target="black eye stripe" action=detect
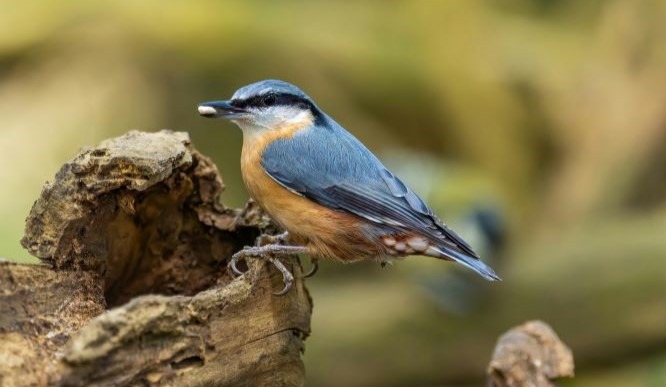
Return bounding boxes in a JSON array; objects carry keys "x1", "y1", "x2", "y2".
[
  {"x1": 231, "y1": 93, "x2": 312, "y2": 109},
  {"x1": 230, "y1": 92, "x2": 326, "y2": 126}
]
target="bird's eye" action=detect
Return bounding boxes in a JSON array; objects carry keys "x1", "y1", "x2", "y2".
[{"x1": 262, "y1": 94, "x2": 277, "y2": 106}]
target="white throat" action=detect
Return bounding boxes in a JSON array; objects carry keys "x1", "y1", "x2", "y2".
[{"x1": 232, "y1": 107, "x2": 314, "y2": 133}]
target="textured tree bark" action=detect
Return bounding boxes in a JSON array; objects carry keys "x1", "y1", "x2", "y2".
[
  {"x1": 487, "y1": 321, "x2": 574, "y2": 387},
  {"x1": 0, "y1": 131, "x2": 311, "y2": 387}
]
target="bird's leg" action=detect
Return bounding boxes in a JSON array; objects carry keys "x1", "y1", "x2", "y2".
[
  {"x1": 257, "y1": 231, "x2": 290, "y2": 245},
  {"x1": 228, "y1": 244, "x2": 306, "y2": 295}
]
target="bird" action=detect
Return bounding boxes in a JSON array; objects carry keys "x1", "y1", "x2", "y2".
[{"x1": 198, "y1": 80, "x2": 500, "y2": 294}]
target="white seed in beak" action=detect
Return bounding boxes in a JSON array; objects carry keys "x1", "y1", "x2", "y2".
[{"x1": 198, "y1": 105, "x2": 217, "y2": 116}]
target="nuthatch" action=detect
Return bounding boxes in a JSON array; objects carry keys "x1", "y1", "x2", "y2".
[{"x1": 198, "y1": 80, "x2": 500, "y2": 294}]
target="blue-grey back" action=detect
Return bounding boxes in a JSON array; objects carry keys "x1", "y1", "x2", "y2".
[{"x1": 261, "y1": 114, "x2": 479, "y2": 257}]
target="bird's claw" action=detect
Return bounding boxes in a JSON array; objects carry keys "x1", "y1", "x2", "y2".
[
  {"x1": 266, "y1": 255, "x2": 294, "y2": 295},
  {"x1": 228, "y1": 251, "x2": 246, "y2": 278},
  {"x1": 303, "y1": 259, "x2": 319, "y2": 278}
]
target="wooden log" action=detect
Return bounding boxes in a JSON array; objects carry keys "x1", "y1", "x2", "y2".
[{"x1": 0, "y1": 130, "x2": 311, "y2": 387}]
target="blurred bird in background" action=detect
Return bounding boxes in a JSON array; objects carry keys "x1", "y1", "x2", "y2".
[
  {"x1": 386, "y1": 151, "x2": 507, "y2": 313},
  {"x1": 198, "y1": 80, "x2": 500, "y2": 294},
  {"x1": 421, "y1": 202, "x2": 506, "y2": 314}
]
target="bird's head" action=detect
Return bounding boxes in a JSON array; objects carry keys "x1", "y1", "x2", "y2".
[{"x1": 198, "y1": 80, "x2": 322, "y2": 132}]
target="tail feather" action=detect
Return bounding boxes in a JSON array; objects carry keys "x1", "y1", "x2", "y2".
[{"x1": 431, "y1": 246, "x2": 501, "y2": 281}]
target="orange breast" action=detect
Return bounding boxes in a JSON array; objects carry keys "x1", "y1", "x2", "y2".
[{"x1": 239, "y1": 123, "x2": 379, "y2": 262}]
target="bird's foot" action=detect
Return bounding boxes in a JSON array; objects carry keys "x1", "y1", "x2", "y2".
[{"x1": 228, "y1": 244, "x2": 306, "y2": 295}]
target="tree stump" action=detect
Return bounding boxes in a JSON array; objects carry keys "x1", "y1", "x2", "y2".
[
  {"x1": 487, "y1": 320, "x2": 574, "y2": 387},
  {"x1": 0, "y1": 130, "x2": 312, "y2": 387}
]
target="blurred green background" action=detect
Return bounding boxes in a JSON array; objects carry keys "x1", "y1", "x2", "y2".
[{"x1": 1, "y1": 1, "x2": 665, "y2": 386}]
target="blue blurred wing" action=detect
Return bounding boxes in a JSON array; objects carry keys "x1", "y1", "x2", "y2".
[{"x1": 261, "y1": 120, "x2": 481, "y2": 259}]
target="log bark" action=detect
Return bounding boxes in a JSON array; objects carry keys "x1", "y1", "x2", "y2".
[{"x1": 0, "y1": 130, "x2": 311, "y2": 387}]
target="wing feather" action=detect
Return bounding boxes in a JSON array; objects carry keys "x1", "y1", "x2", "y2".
[{"x1": 261, "y1": 120, "x2": 480, "y2": 258}]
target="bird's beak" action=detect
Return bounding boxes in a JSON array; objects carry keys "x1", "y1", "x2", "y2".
[{"x1": 197, "y1": 100, "x2": 245, "y2": 119}]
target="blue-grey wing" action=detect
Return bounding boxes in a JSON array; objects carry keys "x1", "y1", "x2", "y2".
[{"x1": 261, "y1": 121, "x2": 479, "y2": 258}]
